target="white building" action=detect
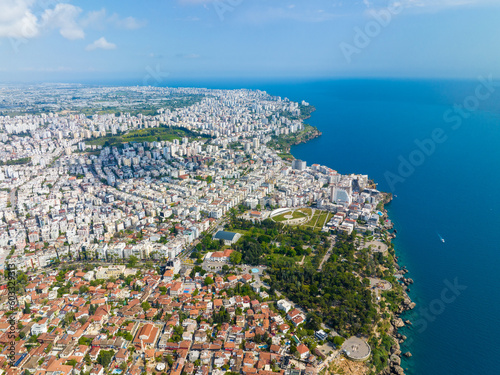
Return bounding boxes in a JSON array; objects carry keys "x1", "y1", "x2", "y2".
[
  {"x1": 31, "y1": 323, "x2": 48, "y2": 335},
  {"x1": 291, "y1": 159, "x2": 306, "y2": 171},
  {"x1": 277, "y1": 299, "x2": 292, "y2": 313},
  {"x1": 331, "y1": 186, "x2": 352, "y2": 205}
]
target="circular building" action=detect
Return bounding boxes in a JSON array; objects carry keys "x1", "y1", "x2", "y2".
[
  {"x1": 156, "y1": 363, "x2": 166, "y2": 371},
  {"x1": 342, "y1": 337, "x2": 371, "y2": 362}
]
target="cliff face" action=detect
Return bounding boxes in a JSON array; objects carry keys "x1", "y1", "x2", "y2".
[
  {"x1": 374, "y1": 195, "x2": 414, "y2": 375},
  {"x1": 281, "y1": 128, "x2": 322, "y2": 152},
  {"x1": 290, "y1": 129, "x2": 322, "y2": 148}
]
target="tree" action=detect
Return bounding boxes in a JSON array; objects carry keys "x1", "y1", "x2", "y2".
[
  {"x1": 141, "y1": 301, "x2": 151, "y2": 312},
  {"x1": 127, "y1": 255, "x2": 139, "y2": 268},
  {"x1": 213, "y1": 307, "x2": 230, "y2": 324},
  {"x1": 63, "y1": 312, "x2": 75, "y2": 326},
  {"x1": 170, "y1": 325, "x2": 184, "y2": 343},
  {"x1": 166, "y1": 354, "x2": 174, "y2": 367},
  {"x1": 305, "y1": 312, "x2": 322, "y2": 331},
  {"x1": 97, "y1": 350, "x2": 115, "y2": 368},
  {"x1": 333, "y1": 336, "x2": 345, "y2": 347},
  {"x1": 229, "y1": 251, "x2": 242, "y2": 265},
  {"x1": 204, "y1": 276, "x2": 214, "y2": 286},
  {"x1": 78, "y1": 336, "x2": 93, "y2": 346},
  {"x1": 79, "y1": 285, "x2": 89, "y2": 294}
]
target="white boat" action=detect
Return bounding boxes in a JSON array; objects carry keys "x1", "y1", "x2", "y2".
[{"x1": 437, "y1": 233, "x2": 445, "y2": 243}]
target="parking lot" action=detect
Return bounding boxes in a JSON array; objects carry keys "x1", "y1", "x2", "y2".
[{"x1": 316, "y1": 342, "x2": 337, "y2": 358}]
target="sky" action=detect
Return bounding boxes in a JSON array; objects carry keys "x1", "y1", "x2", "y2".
[{"x1": 0, "y1": 0, "x2": 499, "y2": 83}]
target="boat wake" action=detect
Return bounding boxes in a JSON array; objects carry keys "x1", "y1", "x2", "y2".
[{"x1": 437, "y1": 233, "x2": 445, "y2": 243}]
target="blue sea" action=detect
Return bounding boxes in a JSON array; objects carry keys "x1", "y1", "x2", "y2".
[
  {"x1": 110, "y1": 77, "x2": 500, "y2": 374},
  {"x1": 258, "y1": 79, "x2": 500, "y2": 375}
]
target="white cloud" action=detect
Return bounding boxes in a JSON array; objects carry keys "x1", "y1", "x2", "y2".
[
  {"x1": 41, "y1": 3, "x2": 84, "y2": 40},
  {"x1": 0, "y1": 1, "x2": 146, "y2": 42},
  {"x1": 0, "y1": 0, "x2": 39, "y2": 38},
  {"x1": 111, "y1": 15, "x2": 147, "y2": 30},
  {"x1": 82, "y1": 8, "x2": 147, "y2": 30},
  {"x1": 80, "y1": 8, "x2": 107, "y2": 29},
  {"x1": 86, "y1": 36, "x2": 116, "y2": 51}
]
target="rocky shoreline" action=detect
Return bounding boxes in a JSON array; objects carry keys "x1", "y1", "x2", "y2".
[
  {"x1": 380, "y1": 194, "x2": 415, "y2": 375},
  {"x1": 383, "y1": 288, "x2": 415, "y2": 375},
  {"x1": 285, "y1": 105, "x2": 414, "y2": 375},
  {"x1": 279, "y1": 126, "x2": 322, "y2": 153},
  {"x1": 291, "y1": 128, "x2": 322, "y2": 147},
  {"x1": 280, "y1": 106, "x2": 322, "y2": 152}
]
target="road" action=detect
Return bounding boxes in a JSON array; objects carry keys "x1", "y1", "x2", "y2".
[
  {"x1": 317, "y1": 235, "x2": 336, "y2": 271},
  {"x1": 178, "y1": 217, "x2": 229, "y2": 265},
  {"x1": 9, "y1": 188, "x2": 16, "y2": 208}
]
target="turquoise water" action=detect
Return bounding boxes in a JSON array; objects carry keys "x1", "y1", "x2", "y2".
[{"x1": 108, "y1": 77, "x2": 500, "y2": 374}]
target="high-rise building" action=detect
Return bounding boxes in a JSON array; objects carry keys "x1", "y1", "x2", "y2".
[
  {"x1": 253, "y1": 138, "x2": 260, "y2": 149},
  {"x1": 292, "y1": 159, "x2": 306, "y2": 171},
  {"x1": 331, "y1": 186, "x2": 352, "y2": 205}
]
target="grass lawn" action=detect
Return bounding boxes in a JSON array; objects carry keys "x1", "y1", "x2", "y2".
[
  {"x1": 298, "y1": 208, "x2": 313, "y2": 216},
  {"x1": 231, "y1": 228, "x2": 251, "y2": 237},
  {"x1": 85, "y1": 126, "x2": 209, "y2": 147},
  {"x1": 317, "y1": 212, "x2": 333, "y2": 228},
  {"x1": 291, "y1": 211, "x2": 307, "y2": 219},
  {"x1": 278, "y1": 153, "x2": 295, "y2": 160},
  {"x1": 273, "y1": 214, "x2": 290, "y2": 222},
  {"x1": 300, "y1": 210, "x2": 333, "y2": 230},
  {"x1": 273, "y1": 210, "x2": 307, "y2": 222}
]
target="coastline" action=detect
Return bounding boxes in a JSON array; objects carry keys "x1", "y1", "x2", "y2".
[
  {"x1": 378, "y1": 195, "x2": 415, "y2": 375},
  {"x1": 287, "y1": 105, "x2": 415, "y2": 375},
  {"x1": 268, "y1": 105, "x2": 322, "y2": 160}
]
